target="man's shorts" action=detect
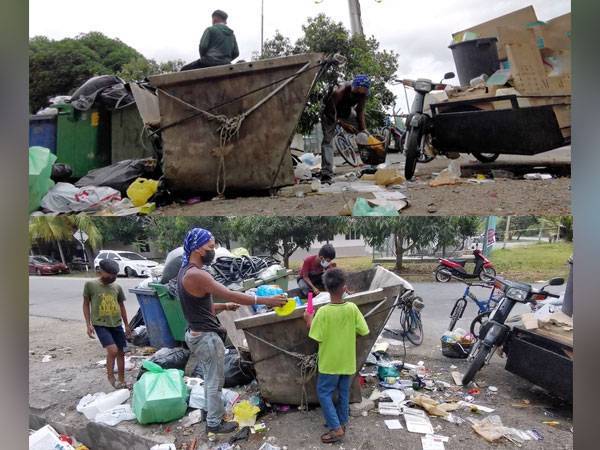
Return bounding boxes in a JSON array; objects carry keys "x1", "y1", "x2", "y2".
[{"x1": 94, "y1": 325, "x2": 127, "y2": 350}]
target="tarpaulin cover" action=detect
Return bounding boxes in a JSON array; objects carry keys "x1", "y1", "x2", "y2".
[
  {"x1": 75, "y1": 158, "x2": 156, "y2": 194},
  {"x1": 132, "y1": 360, "x2": 189, "y2": 425},
  {"x1": 41, "y1": 182, "x2": 121, "y2": 213},
  {"x1": 71, "y1": 75, "x2": 134, "y2": 111},
  {"x1": 29, "y1": 147, "x2": 57, "y2": 213}
]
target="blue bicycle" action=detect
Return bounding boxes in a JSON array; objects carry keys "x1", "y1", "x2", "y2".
[{"x1": 448, "y1": 275, "x2": 501, "y2": 334}]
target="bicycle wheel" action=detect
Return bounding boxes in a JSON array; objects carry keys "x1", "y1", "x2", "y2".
[
  {"x1": 448, "y1": 298, "x2": 467, "y2": 331},
  {"x1": 333, "y1": 134, "x2": 360, "y2": 167},
  {"x1": 401, "y1": 306, "x2": 424, "y2": 346}
]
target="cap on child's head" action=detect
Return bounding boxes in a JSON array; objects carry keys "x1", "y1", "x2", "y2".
[
  {"x1": 319, "y1": 244, "x2": 336, "y2": 260},
  {"x1": 323, "y1": 268, "x2": 346, "y2": 293},
  {"x1": 99, "y1": 259, "x2": 119, "y2": 275}
]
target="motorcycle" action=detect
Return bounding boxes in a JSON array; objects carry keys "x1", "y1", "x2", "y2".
[
  {"x1": 401, "y1": 72, "x2": 500, "y2": 180},
  {"x1": 461, "y1": 276, "x2": 565, "y2": 385},
  {"x1": 435, "y1": 249, "x2": 496, "y2": 283}
]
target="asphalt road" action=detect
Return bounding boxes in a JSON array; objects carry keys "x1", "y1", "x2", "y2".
[{"x1": 29, "y1": 276, "x2": 564, "y2": 343}]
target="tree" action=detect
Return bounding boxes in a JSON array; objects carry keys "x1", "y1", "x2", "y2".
[
  {"x1": 456, "y1": 217, "x2": 484, "y2": 249},
  {"x1": 352, "y1": 218, "x2": 443, "y2": 270},
  {"x1": 258, "y1": 14, "x2": 399, "y2": 134},
  {"x1": 29, "y1": 215, "x2": 102, "y2": 266},
  {"x1": 230, "y1": 217, "x2": 343, "y2": 267},
  {"x1": 29, "y1": 32, "x2": 181, "y2": 112},
  {"x1": 145, "y1": 217, "x2": 235, "y2": 253}
]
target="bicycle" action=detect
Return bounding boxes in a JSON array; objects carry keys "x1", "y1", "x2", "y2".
[
  {"x1": 332, "y1": 122, "x2": 361, "y2": 167},
  {"x1": 385, "y1": 288, "x2": 425, "y2": 346},
  {"x1": 447, "y1": 275, "x2": 502, "y2": 335}
]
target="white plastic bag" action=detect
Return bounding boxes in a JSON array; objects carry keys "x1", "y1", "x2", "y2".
[
  {"x1": 41, "y1": 183, "x2": 121, "y2": 213},
  {"x1": 94, "y1": 404, "x2": 136, "y2": 426},
  {"x1": 76, "y1": 389, "x2": 130, "y2": 420},
  {"x1": 258, "y1": 264, "x2": 284, "y2": 281}
]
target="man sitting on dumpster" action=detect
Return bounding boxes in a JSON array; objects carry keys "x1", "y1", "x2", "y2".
[
  {"x1": 297, "y1": 244, "x2": 337, "y2": 298},
  {"x1": 320, "y1": 75, "x2": 371, "y2": 184},
  {"x1": 181, "y1": 10, "x2": 240, "y2": 71},
  {"x1": 177, "y1": 228, "x2": 287, "y2": 436}
]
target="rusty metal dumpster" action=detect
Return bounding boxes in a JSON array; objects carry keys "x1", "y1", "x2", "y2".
[
  {"x1": 148, "y1": 53, "x2": 326, "y2": 195},
  {"x1": 234, "y1": 267, "x2": 409, "y2": 406}
]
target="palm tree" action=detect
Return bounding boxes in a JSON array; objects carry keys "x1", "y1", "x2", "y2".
[
  {"x1": 29, "y1": 216, "x2": 73, "y2": 265},
  {"x1": 29, "y1": 215, "x2": 104, "y2": 267}
]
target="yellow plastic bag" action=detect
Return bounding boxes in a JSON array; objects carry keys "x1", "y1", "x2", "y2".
[
  {"x1": 127, "y1": 178, "x2": 159, "y2": 207},
  {"x1": 232, "y1": 400, "x2": 260, "y2": 427},
  {"x1": 367, "y1": 135, "x2": 386, "y2": 156}
]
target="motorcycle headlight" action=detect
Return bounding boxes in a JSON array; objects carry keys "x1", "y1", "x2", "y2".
[
  {"x1": 506, "y1": 287, "x2": 528, "y2": 301},
  {"x1": 414, "y1": 80, "x2": 433, "y2": 92}
]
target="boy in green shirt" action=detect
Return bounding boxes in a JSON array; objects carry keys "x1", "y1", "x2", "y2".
[
  {"x1": 83, "y1": 259, "x2": 131, "y2": 389},
  {"x1": 304, "y1": 269, "x2": 370, "y2": 444}
]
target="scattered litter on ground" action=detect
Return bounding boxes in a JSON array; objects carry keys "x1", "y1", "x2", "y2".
[
  {"x1": 421, "y1": 434, "x2": 446, "y2": 450},
  {"x1": 384, "y1": 419, "x2": 404, "y2": 430},
  {"x1": 524, "y1": 173, "x2": 553, "y2": 180},
  {"x1": 42, "y1": 355, "x2": 53, "y2": 363},
  {"x1": 404, "y1": 408, "x2": 435, "y2": 434},
  {"x1": 77, "y1": 389, "x2": 130, "y2": 421},
  {"x1": 180, "y1": 409, "x2": 203, "y2": 428},
  {"x1": 29, "y1": 424, "x2": 76, "y2": 450},
  {"x1": 451, "y1": 371, "x2": 464, "y2": 386},
  {"x1": 430, "y1": 162, "x2": 462, "y2": 187}
]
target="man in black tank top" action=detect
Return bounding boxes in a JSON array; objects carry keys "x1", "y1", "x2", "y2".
[
  {"x1": 320, "y1": 74, "x2": 371, "y2": 184},
  {"x1": 178, "y1": 228, "x2": 287, "y2": 435}
]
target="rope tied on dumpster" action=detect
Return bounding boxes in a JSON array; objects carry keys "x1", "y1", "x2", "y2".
[
  {"x1": 154, "y1": 56, "x2": 341, "y2": 196},
  {"x1": 241, "y1": 294, "x2": 399, "y2": 411},
  {"x1": 244, "y1": 330, "x2": 317, "y2": 411}
]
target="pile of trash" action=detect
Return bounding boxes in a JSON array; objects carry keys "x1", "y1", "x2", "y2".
[
  {"x1": 349, "y1": 338, "x2": 545, "y2": 449},
  {"x1": 29, "y1": 425, "x2": 90, "y2": 450}
]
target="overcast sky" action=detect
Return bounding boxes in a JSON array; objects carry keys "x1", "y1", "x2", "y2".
[{"x1": 29, "y1": 0, "x2": 570, "y2": 112}]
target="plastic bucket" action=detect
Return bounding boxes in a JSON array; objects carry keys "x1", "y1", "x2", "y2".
[
  {"x1": 449, "y1": 38, "x2": 500, "y2": 86},
  {"x1": 130, "y1": 288, "x2": 176, "y2": 348}
]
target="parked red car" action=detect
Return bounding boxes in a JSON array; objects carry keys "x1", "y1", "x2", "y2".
[{"x1": 29, "y1": 256, "x2": 70, "y2": 275}]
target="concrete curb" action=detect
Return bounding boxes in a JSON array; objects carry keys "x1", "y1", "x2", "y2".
[{"x1": 30, "y1": 411, "x2": 174, "y2": 450}]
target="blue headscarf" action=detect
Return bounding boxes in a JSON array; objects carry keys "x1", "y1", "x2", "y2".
[
  {"x1": 352, "y1": 74, "x2": 371, "y2": 91},
  {"x1": 182, "y1": 228, "x2": 214, "y2": 267}
]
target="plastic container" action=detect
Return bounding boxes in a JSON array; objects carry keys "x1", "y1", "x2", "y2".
[
  {"x1": 449, "y1": 38, "x2": 500, "y2": 86},
  {"x1": 150, "y1": 283, "x2": 188, "y2": 342},
  {"x1": 127, "y1": 178, "x2": 159, "y2": 207},
  {"x1": 29, "y1": 115, "x2": 57, "y2": 153},
  {"x1": 130, "y1": 288, "x2": 177, "y2": 349},
  {"x1": 233, "y1": 400, "x2": 261, "y2": 427}
]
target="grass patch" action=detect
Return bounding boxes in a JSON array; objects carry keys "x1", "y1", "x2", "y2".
[{"x1": 491, "y1": 242, "x2": 572, "y2": 282}]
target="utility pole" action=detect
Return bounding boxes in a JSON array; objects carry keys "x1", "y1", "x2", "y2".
[
  {"x1": 348, "y1": 0, "x2": 364, "y2": 36},
  {"x1": 503, "y1": 216, "x2": 511, "y2": 249},
  {"x1": 261, "y1": 0, "x2": 265, "y2": 56}
]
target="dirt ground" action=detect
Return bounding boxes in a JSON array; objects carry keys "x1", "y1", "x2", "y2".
[
  {"x1": 156, "y1": 149, "x2": 571, "y2": 217},
  {"x1": 30, "y1": 315, "x2": 573, "y2": 450}
]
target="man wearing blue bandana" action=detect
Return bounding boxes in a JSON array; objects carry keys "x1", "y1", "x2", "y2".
[
  {"x1": 177, "y1": 228, "x2": 287, "y2": 436},
  {"x1": 320, "y1": 75, "x2": 371, "y2": 184}
]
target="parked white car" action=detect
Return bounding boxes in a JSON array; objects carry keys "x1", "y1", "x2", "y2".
[{"x1": 94, "y1": 250, "x2": 159, "y2": 278}]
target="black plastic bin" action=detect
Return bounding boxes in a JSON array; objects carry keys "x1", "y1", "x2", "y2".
[{"x1": 449, "y1": 38, "x2": 500, "y2": 86}]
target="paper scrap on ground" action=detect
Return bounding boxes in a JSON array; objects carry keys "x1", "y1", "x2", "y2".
[
  {"x1": 385, "y1": 419, "x2": 404, "y2": 430},
  {"x1": 371, "y1": 191, "x2": 410, "y2": 211},
  {"x1": 421, "y1": 435, "x2": 446, "y2": 450},
  {"x1": 451, "y1": 371, "x2": 463, "y2": 386},
  {"x1": 404, "y1": 408, "x2": 435, "y2": 434},
  {"x1": 459, "y1": 401, "x2": 495, "y2": 413}
]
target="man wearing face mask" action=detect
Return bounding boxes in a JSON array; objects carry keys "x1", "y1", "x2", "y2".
[
  {"x1": 297, "y1": 244, "x2": 337, "y2": 297},
  {"x1": 83, "y1": 259, "x2": 131, "y2": 389},
  {"x1": 178, "y1": 228, "x2": 287, "y2": 436}
]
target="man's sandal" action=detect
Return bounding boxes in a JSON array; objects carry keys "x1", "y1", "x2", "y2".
[{"x1": 321, "y1": 430, "x2": 344, "y2": 444}]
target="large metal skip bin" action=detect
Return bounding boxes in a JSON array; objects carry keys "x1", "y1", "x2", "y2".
[
  {"x1": 234, "y1": 267, "x2": 409, "y2": 405},
  {"x1": 149, "y1": 53, "x2": 325, "y2": 194}
]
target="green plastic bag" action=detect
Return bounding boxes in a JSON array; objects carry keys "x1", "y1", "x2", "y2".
[
  {"x1": 352, "y1": 198, "x2": 399, "y2": 217},
  {"x1": 132, "y1": 360, "x2": 190, "y2": 425},
  {"x1": 29, "y1": 147, "x2": 57, "y2": 213}
]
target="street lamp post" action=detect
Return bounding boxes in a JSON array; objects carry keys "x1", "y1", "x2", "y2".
[
  {"x1": 261, "y1": 0, "x2": 265, "y2": 56},
  {"x1": 348, "y1": 0, "x2": 364, "y2": 36}
]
